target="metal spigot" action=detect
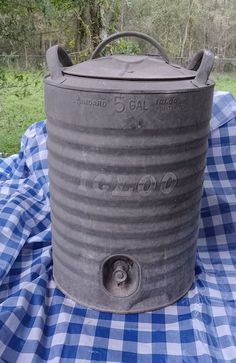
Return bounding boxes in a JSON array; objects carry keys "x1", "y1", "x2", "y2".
[{"x1": 112, "y1": 260, "x2": 129, "y2": 284}]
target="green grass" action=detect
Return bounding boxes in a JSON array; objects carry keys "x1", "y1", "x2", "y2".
[
  {"x1": 212, "y1": 73, "x2": 236, "y2": 96},
  {"x1": 0, "y1": 70, "x2": 236, "y2": 155},
  {"x1": 0, "y1": 70, "x2": 45, "y2": 155}
]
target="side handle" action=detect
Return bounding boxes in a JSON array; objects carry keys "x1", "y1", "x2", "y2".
[
  {"x1": 46, "y1": 45, "x2": 73, "y2": 83},
  {"x1": 188, "y1": 49, "x2": 215, "y2": 87}
]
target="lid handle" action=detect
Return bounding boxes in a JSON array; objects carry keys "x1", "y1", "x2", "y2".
[
  {"x1": 91, "y1": 31, "x2": 170, "y2": 64},
  {"x1": 46, "y1": 45, "x2": 73, "y2": 82},
  {"x1": 188, "y1": 49, "x2": 215, "y2": 87}
]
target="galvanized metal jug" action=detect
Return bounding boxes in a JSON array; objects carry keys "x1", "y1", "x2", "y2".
[{"x1": 45, "y1": 31, "x2": 215, "y2": 313}]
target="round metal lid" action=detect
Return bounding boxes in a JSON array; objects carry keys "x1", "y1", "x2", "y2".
[
  {"x1": 63, "y1": 55, "x2": 196, "y2": 80},
  {"x1": 46, "y1": 32, "x2": 215, "y2": 87}
]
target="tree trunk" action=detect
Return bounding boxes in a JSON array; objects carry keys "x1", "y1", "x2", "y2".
[
  {"x1": 120, "y1": 0, "x2": 126, "y2": 31},
  {"x1": 89, "y1": 0, "x2": 103, "y2": 49},
  {"x1": 180, "y1": 0, "x2": 194, "y2": 58},
  {"x1": 74, "y1": 11, "x2": 84, "y2": 62},
  {"x1": 73, "y1": 1, "x2": 103, "y2": 60},
  {"x1": 24, "y1": 45, "x2": 28, "y2": 69}
]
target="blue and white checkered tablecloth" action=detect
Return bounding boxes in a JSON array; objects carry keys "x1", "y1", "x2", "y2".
[{"x1": 0, "y1": 91, "x2": 236, "y2": 363}]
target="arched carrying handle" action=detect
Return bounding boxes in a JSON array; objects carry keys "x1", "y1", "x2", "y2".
[
  {"x1": 188, "y1": 49, "x2": 215, "y2": 86},
  {"x1": 91, "y1": 31, "x2": 170, "y2": 64},
  {"x1": 46, "y1": 45, "x2": 73, "y2": 82}
]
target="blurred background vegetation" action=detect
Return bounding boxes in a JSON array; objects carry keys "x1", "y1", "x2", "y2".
[{"x1": 0, "y1": 0, "x2": 236, "y2": 155}]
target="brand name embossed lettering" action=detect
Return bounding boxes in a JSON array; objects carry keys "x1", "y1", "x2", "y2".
[{"x1": 76, "y1": 97, "x2": 107, "y2": 108}]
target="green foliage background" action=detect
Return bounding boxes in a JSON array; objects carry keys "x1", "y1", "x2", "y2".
[
  {"x1": 1, "y1": 0, "x2": 236, "y2": 155},
  {"x1": 0, "y1": 71, "x2": 45, "y2": 155}
]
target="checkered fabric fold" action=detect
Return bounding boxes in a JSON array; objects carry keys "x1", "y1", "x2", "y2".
[{"x1": 0, "y1": 92, "x2": 236, "y2": 362}]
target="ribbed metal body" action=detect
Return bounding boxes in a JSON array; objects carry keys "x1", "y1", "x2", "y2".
[
  {"x1": 45, "y1": 77, "x2": 214, "y2": 313},
  {"x1": 45, "y1": 34, "x2": 215, "y2": 313}
]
